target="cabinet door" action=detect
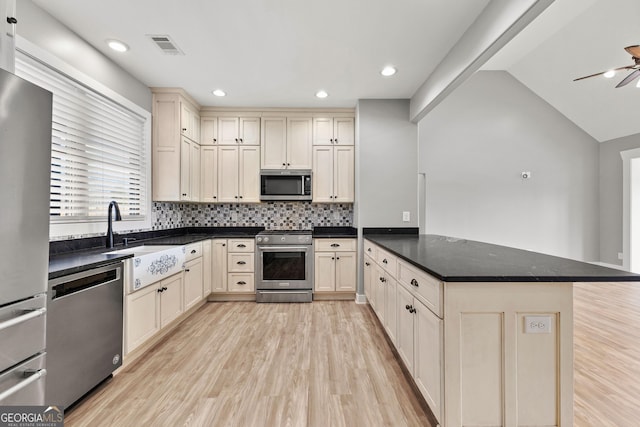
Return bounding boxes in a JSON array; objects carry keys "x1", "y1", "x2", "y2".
[
  {"x1": 191, "y1": 142, "x2": 201, "y2": 202},
  {"x1": 153, "y1": 94, "x2": 180, "y2": 201},
  {"x1": 287, "y1": 117, "x2": 312, "y2": 169},
  {"x1": 313, "y1": 117, "x2": 333, "y2": 145},
  {"x1": 373, "y1": 264, "x2": 386, "y2": 323},
  {"x1": 333, "y1": 145, "x2": 354, "y2": 202},
  {"x1": 228, "y1": 273, "x2": 254, "y2": 292},
  {"x1": 384, "y1": 277, "x2": 398, "y2": 345},
  {"x1": 228, "y1": 253, "x2": 254, "y2": 272},
  {"x1": 201, "y1": 146, "x2": 218, "y2": 202},
  {"x1": 314, "y1": 252, "x2": 336, "y2": 292},
  {"x1": 414, "y1": 299, "x2": 443, "y2": 424},
  {"x1": 180, "y1": 137, "x2": 191, "y2": 201},
  {"x1": 239, "y1": 146, "x2": 260, "y2": 202},
  {"x1": 202, "y1": 240, "x2": 212, "y2": 296},
  {"x1": 261, "y1": 117, "x2": 287, "y2": 169},
  {"x1": 239, "y1": 117, "x2": 260, "y2": 145},
  {"x1": 191, "y1": 111, "x2": 201, "y2": 143},
  {"x1": 184, "y1": 257, "x2": 204, "y2": 310},
  {"x1": 363, "y1": 256, "x2": 374, "y2": 303},
  {"x1": 396, "y1": 284, "x2": 415, "y2": 371},
  {"x1": 125, "y1": 284, "x2": 159, "y2": 354},
  {"x1": 211, "y1": 240, "x2": 228, "y2": 292},
  {"x1": 312, "y1": 146, "x2": 334, "y2": 202},
  {"x1": 201, "y1": 117, "x2": 218, "y2": 145},
  {"x1": 217, "y1": 146, "x2": 239, "y2": 202},
  {"x1": 180, "y1": 103, "x2": 191, "y2": 138},
  {"x1": 160, "y1": 274, "x2": 183, "y2": 328},
  {"x1": 335, "y1": 252, "x2": 356, "y2": 291},
  {"x1": 333, "y1": 117, "x2": 354, "y2": 145},
  {"x1": 219, "y1": 117, "x2": 240, "y2": 144}
]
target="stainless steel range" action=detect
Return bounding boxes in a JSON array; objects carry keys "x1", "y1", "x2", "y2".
[{"x1": 255, "y1": 230, "x2": 313, "y2": 303}]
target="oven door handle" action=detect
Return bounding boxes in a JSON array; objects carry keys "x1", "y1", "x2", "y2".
[{"x1": 258, "y1": 246, "x2": 310, "y2": 251}]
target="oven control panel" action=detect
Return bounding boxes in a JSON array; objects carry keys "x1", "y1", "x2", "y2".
[{"x1": 256, "y1": 234, "x2": 312, "y2": 245}]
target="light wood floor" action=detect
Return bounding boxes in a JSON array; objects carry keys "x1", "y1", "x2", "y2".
[
  {"x1": 574, "y1": 282, "x2": 640, "y2": 427},
  {"x1": 64, "y1": 301, "x2": 433, "y2": 427}
]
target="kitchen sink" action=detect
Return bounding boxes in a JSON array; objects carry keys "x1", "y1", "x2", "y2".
[{"x1": 106, "y1": 245, "x2": 186, "y2": 293}]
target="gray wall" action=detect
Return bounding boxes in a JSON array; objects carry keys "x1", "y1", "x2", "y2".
[
  {"x1": 599, "y1": 133, "x2": 640, "y2": 265},
  {"x1": 16, "y1": 0, "x2": 151, "y2": 111},
  {"x1": 418, "y1": 71, "x2": 600, "y2": 261},
  {"x1": 356, "y1": 99, "x2": 418, "y2": 228}
]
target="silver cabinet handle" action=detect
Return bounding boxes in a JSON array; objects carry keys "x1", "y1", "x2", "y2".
[
  {"x1": 0, "y1": 369, "x2": 47, "y2": 402},
  {"x1": 0, "y1": 308, "x2": 46, "y2": 332}
]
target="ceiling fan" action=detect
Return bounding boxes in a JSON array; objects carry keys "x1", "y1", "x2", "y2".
[{"x1": 574, "y1": 45, "x2": 640, "y2": 88}]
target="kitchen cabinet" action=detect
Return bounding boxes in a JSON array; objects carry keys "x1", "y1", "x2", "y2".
[
  {"x1": 202, "y1": 240, "x2": 212, "y2": 296},
  {"x1": 363, "y1": 255, "x2": 374, "y2": 308},
  {"x1": 125, "y1": 272, "x2": 184, "y2": 355},
  {"x1": 227, "y1": 239, "x2": 255, "y2": 293},
  {"x1": 200, "y1": 117, "x2": 218, "y2": 145},
  {"x1": 211, "y1": 239, "x2": 228, "y2": 292},
  {"x1": 396, "y1": 283, "x2": 415, "y2": 371},
  {"x1": 414, "y1": 296, "x2": 443, "y2": 423},
  {"x1": 313, "y1": 238, "x2": 356, "y2": 292},
  {"x1": 312, "y1": 117, "x2": 354, "y2": 145},
  {"x1": 261, "y1": 116, "x2": 312, "y2": 170},
  {"x1": 312, "y1": 145, "x2": 354, "y2": 203},
  {"x1": 218, "y1": 116, "x2": 260, "y2": 145},
  {"x1": 183, "y1": 242, "x2": 204, "y2": 310},
  {"x1": 200, "y1": 145, "x2": 218, "y2": 202},
  {"x1": 0, "y1": 0, "x2": 16, "y2": 73},
  {"x1": 151, "y1": 90, "x2": 201, "y2": 201},
  {"x1": 217, "y1": 145, "x2": 260, "y2": 203}
]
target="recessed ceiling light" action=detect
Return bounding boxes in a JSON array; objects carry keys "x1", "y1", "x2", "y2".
[
  {"x1": 107, "y1": 39, "x2": 129, "y2": 53},
  {"x1": 212, "y1": 89, "x2": 226, "y2": 97},
  {"x1": 381, "y1": 66, "x2": 397, "y2": 77},
  {"x1": 603, "y1": 69, "x2": 616, "y2": 78},
  {"x1": 315, "y1": 90, "x2": 328, "y2": 99}
]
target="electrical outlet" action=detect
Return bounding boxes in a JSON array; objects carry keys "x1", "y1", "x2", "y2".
[
  {"x1": 618, "y1": 252, "x2": 624, "y2": 260},
  {"x1": 402, "y1": 211, "x2": 410, "y2": 222},
  {"x1": 524, "y1": 315, "x2": 552, "y2": 334}
]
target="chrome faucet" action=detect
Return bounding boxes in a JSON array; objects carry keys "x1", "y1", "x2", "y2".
[{"x1": 106, "y1": 200, "x2": 122, "y2": 248}]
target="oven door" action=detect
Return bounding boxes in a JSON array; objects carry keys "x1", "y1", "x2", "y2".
[{"x1": 257, "y1": 245, "x2": 313, "y2": 290}]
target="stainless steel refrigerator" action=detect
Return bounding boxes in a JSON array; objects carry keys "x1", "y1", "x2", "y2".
[{"x1": 0, "y1": 67, "x2": 52, "y2": 404}]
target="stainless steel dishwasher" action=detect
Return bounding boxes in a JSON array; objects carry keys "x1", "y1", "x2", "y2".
[{"x1": 45, "y1": 262, "x2": 124, "y2": 409}]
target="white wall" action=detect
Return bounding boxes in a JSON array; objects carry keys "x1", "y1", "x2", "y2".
[
  {"x1": 16, "y1": 0, "x2": 151, "y2": 111},
  {"x1": 356, "y1": 99, "x2": 418, "y2": 228},
  {"x1": 418, "y1": 71, "x2": 599, "y2": 261}
]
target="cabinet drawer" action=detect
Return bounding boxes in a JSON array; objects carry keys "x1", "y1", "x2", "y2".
[
  {"x1": 228, "y1": 273, "x2": 255, "y2": 292},
  {"x1": 364, "y1": 240, "x2": 378, "y2": 259},
  {"x1": 315, "y1": 238, "x2": 356, "y2": 252},
  {"x1": 228, "y1": 253, "x2": 254, "y2": 272},
  {"x1": 376, "y1": 248, "x2": 397, "y2": 276},
  {"x1": 228, "y1": 239, "x2": 254, "y2": 253},
  {"x1": 184, "y1": 241, "x2": 203, "y2": 261},
  {"x1": 398, "y1": 260, "x2": 442, "y2": 318}
]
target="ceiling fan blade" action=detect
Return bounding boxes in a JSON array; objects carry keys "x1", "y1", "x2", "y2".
[
  {"x1": 573, "y1": 65, "x2": 633, "y2": 81},
  {"x1": 616, "y1": 69, "x2": 640, "y2": 87},
  {"x1": 624, "y1": 45, "x2": 640, "y2": 57}
]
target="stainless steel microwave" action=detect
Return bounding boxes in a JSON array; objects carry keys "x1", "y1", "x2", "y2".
[{"x1": 260, "y1": 170, "x2": 312, "y2": 201}]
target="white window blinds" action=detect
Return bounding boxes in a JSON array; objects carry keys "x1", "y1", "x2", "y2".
[{"x1": 15, "y1": 52, "x2": 148, "y2": 221}]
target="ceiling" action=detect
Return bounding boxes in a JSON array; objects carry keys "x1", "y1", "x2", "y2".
[
  {"x1": 30, "y1": 0, "x2": 638, "y2": 142},
  {"x1": 484, "y1": 0, "x2": 640, "y2": 142},
  {"x1": 30, "y1": 0, "x2": 489, "y2": 108}
]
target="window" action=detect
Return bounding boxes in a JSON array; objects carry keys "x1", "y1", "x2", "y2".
[{"x1": 14, "y1": 50, "x2": 150, "y2": 236}]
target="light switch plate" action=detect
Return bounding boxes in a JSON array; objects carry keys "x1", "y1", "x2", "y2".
[{"x1": 524, "y1": 315, "x2": 552, "y2": 334}]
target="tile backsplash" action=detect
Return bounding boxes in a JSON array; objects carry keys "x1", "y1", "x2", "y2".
[{"x1": 153, "y1": 201, "x2": 353, "y2": 230}]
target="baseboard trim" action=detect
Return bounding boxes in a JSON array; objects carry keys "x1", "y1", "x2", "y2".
[
  {"x1": 207, "y1": 293, "x2": 256, "y2": 302},
  {"x1": 355, "y1": 293, "x2": 368, "y2": 304}
]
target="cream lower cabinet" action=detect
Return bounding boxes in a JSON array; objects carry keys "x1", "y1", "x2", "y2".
[
  {"x1": 363, "y1": 255, "x2": 375, "y2": 308},
  {"x1": 125, "y1": 272, "x2": 184, "y2": 355},
  {"x1": 312, "y1": 145, "x2": 354, "y2": 203},
  {"x1": 202, "y1": 240, "x2": 212, "y2": 296},
  {"x1": 210, "y1": 238, "x2": 255, "y2": 294},
  {"x1": 313, "y1": 239, "x2": 356, "y2": 293},
  {"x1": 183, "y1": 242, "x2": 204, "y2": 311},
  {"x1": 217, "y1": 145, "x2": 260, "y2": 203},
  {"x1": 211, "y1": 239, "x2": 228, "y2": 292}
]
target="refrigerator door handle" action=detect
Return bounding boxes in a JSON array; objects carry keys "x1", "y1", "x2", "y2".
[
  {"x1": 0, "y1": 308, "x2": 46, "y2": 332},
  {"x1": 0, "y1": 368, "x2": 46, "y2": 402}
]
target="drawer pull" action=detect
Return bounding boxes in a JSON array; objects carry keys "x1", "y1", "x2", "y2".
[
  {"x1": 365, "y1": 262, "x2": 370, "y2": 266},
  {"x1": 191, "y1": 249, "x2": 196, "y2": 254},
  {"x1": 405, "y1": 304, "x2": 411, "y2": 310},
  {"x1": 382, "y1": 259, "x2": 388, "y2": 264},
  {"x1": 237, "y1": 261, "x2": 246, "y2": 265},
  {"x1": 237, "y1": 281, "x2": 246, "y2": 285},
  {"x1": 237, "y1": 244, "x2": 247, "y2": 248},
  {"x1": 411, "y1": 278, "x2": 419, "y2": 287},
  {"x1": 367, "y1": 248, "x2": 371, "y2": 252},
  {"x1": 330, "y1": 243, "x2": 340, "y2": 248}
]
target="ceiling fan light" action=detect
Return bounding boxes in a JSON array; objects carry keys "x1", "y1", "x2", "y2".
[{"x1": 603, "y1": 70, "x2": 616, "y2": 78}]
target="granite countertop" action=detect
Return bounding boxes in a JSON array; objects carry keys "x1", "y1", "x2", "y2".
[
  {"x1": 366, "y1": 234, "x2": 640, "y2": 282},
  {"x1": 312, "y1": 226, "x2": 357, "y2": 238},
  {"x1": 49, "y1": 250, "x2": 134, "y2": 280}
]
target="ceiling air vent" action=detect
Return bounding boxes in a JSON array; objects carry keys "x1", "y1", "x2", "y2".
[{"x1": 147, "y1": 34, "x2": 184, "y2": 55}]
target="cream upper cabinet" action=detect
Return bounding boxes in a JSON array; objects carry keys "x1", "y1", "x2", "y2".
[
  {"x1": 312, "y1": 145, "x2": 354, "y2": 203},
  {"x1": 219, "y1": 116, "x2": 260, "y2": 145},
  {"x1": 261, "y1": 116, "x2": 312, "y2": 170},
  {"x1": 200, "y1": 117, "x2": 218, "y2": 145},
  {"x1": 200, "y1": 145, "x2": 218, "y2": 202},
  {"x1": 217, "y1": 145, "x2": 260, "y2": 203},
  {"x1": 179, "y1": 137, "x2": 201, "y2": 202},
  {"x1": 180, "y1": 100, "x2": 200, "y2": 142},
  {"x1": 313, "y1": 117, "x2": 354, "y2": 145}
]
